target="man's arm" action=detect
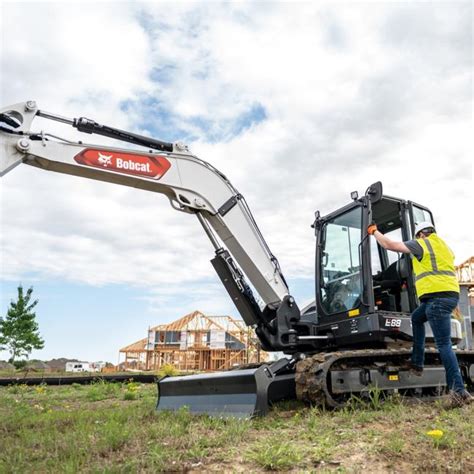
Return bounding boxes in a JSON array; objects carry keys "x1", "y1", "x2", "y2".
[
  {"x1": 367, "y1": 224, "x2": 411, "y2": 253},
  {"x1": 374, "y1": 231, "x2": 411, "y2": 253}
]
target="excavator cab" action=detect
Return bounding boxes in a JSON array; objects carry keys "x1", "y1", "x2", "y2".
[
  {"x1": 311, "y1": 183, "x2": 462, "y2": 349},
  {"x1": 316, "y1": 188, "x2": 416, "y2": 319}
]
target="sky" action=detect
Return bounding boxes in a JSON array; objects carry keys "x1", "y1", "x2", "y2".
[{"x1": 0, "y1": 1, "x2": 472, "y2": 363}]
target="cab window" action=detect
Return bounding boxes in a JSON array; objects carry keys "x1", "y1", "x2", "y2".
[
  {"x1": 412, "y1": 205, "x2": 434, "y2": 229},
  {"x1": 320, "y1": 206, "x2": 362, "y2": 315}
]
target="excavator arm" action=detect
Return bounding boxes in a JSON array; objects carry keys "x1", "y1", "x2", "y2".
[{"x1": 0, "y1": 101, "x2": 301, "y2": 353}]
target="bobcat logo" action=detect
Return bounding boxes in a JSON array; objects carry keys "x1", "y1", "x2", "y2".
[{"x1": 97, "y1": 152, "x2": 113, "y2": 167}]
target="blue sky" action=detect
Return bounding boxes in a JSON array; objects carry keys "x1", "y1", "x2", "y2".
[
  {"x1": 0, "y1": 277, "x2": 315, "y2": 363},
  {"x1": 1, "y1": 2, "x2": 472, "y2": 363},
  {"x1": 1, "y1": 280, "x2": 152, "y2": 363}
]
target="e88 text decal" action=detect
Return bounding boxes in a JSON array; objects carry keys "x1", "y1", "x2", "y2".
[{"x1": 385, "y1": 318, "x2": 402, "y2": 328}]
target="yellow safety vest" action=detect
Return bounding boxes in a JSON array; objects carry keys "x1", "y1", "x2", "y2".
[{"x1": 412, "y1": 234, "x2": 459, "y2": 298}]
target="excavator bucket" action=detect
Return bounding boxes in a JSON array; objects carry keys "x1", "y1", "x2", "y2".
[{"x1": 157, "y1": 362, "x2": 296, "y2": 418}]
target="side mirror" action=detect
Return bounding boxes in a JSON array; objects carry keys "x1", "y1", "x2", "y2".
[{"x1": 366, "y1": 181, "x2": 383, "y2": 203}]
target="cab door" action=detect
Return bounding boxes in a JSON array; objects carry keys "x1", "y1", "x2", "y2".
[
  {"x1": 316, "y1": 202, "x2": 371, "y2": 323},
  {"x1": 406, "y1": 201, "x2": 436, "y2": 308},
  {"x1": 408, "y1": 201, "x2": 435, "y2": 235}
]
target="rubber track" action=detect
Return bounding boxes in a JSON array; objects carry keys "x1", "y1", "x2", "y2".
[
  {"x1": 0, "y1": 374, "x2": 157, "y2": 386},
  {"x1": 295, "y1": 348, "x2": 474, "y2": 408}
]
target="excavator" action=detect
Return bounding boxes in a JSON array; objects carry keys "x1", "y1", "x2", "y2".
[{"x1": 1, "y1": 101, "x2": 473, "y2": 417}]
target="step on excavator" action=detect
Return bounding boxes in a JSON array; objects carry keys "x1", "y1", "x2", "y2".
[{"x1": 1, "y1": 101, "x2": 473, "y2": 417}]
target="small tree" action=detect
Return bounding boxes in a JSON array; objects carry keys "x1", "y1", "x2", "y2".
[{"x1": 0, "y1": 285, "x2": 44, "y2": 364}]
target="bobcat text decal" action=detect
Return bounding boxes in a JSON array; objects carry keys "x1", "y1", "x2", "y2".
[{"x1": 74, "y1": 148, "x2": 171, "y2": 179}]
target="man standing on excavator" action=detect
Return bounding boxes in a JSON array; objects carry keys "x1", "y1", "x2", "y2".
[{"x1": 367, "y1": 221, "x2": 473, "y2": 407}]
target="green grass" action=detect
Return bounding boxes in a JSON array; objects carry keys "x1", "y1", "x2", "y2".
[
  {"x1": 246, "y1": 438, "x2": 304, "y2": 470},
  {"x1": 0, "y1": 383, "x2": 473, "y2": 472}
]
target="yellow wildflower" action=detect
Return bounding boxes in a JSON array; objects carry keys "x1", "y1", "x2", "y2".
[{"x1": 426, "y1": 429, "x2": 443, "y2": 439}]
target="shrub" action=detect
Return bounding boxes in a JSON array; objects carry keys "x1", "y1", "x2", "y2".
[
  {"x1": 86, "y1": 380, "x2": 119, "y2": 401},
  {"x1": 7, "y1": 383, "x2": 29, "y2": 395},
  {"x1": 158, "y1": 363, "x2": 178, "y2": 378},
  {"x1": 13, "y1": 360, "x2": 27, "y2": 370},
  {"x1": 123, "y1": 381, "x2": 140, "y2": 400}
]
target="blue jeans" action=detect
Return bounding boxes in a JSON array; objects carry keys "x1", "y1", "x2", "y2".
[{"x1": 411, "y1": 296, "x2": 465, "y2": 393}]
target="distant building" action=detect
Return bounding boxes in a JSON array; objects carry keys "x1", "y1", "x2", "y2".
[
  {"x1": 66, "y1": 361, "x2": 90, "y2": 372},
  {"x1": 90, "y1": 361, "x2": 106, "y2": 372},
  {"x1": 65, "y1": 361, "x2": 105, "y2": 373},
  {"x1": 25, "y1": 360, "x2": 51, "y2": 371},
  {"x1": 455, "y1": 256, "x2": 474, "y2": 350},
  {"x1": 119, "y1": 310, "x2": 266, "y2": 372},
  {"x1": 0, "y1": 361, "x2": 15, "y2": 371},
  {"x1": 48, "y1": 358, "x2": 79, "y2": 371}
]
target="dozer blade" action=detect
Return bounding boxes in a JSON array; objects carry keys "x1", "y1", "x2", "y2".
[{"x1": 157, "y1": 363, "x2": 296, "y2": 418}]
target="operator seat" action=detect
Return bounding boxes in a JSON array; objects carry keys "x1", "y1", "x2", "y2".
[{"x1": 373, "y1": 256, "x2": 408, "y2": 311}]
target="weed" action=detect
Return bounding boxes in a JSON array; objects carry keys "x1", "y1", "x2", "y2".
[
  {"x1": 423, "y1": 428, "x2": 457, "y2": 450},
  {"x1": 123, "y1": 381, "x2": 141, "y2": 400},
  {"x1": 245, "y1": 438, "x2": 304, "y2": 470},
  {"x1": 98, "y1": 420, "x2": 131, "y2": 452},
  {"x1": 272, "y1": 399, "x2": 305, "y2": 413},
  {"x1": 359, "y1": 385, "x2": 384, "y2": 410},
  {"x1": 224, "y1": 418, "x2": 252, "y2": 440},
  {"x1": 186, "y1": 442, "x2": 209, "y2": 462},
  {"x1": 158, "y1": 363, "x2": 179, "y2": 378},
  {"x1": 379, "y1": 434, "x2": 406, "y2": 455},
  {"x1": 7, "y1": 383, "x2": 29, "y2": 395},
  {"x1": 308, "y1": 434, "x2": 338, "y2": 462},
  {"x1": 345, "y1": 385, "x2": 402, "y2": 412},
  {"x1": 35, "y1": 385, "x2": 47, "y2": 395},
  {"x1": 123, "y1": 390, "x2": 137, "y2": 401},
  {"x1": 86, "y1": 380, "x2": 119, "y2": 401},
  {"x1": 148, "y1": 444, "x2": 180, "y2": 470},
  {"x1": 345, "y1": 408, "x2": 379, "y2": 425}
]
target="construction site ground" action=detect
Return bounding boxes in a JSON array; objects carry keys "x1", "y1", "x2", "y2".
[{"x1": 1, "y1": 383, "x2": 472, "y2": 472}]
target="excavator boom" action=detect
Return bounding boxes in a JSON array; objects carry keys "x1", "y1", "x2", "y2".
[
  {"x1": 1, "y1": 101, "x2": 301, "y2": 417},
  {"x1": 1, "y1": 102, "x2": 290, "y2": 310}
]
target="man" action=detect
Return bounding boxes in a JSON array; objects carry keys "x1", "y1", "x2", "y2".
[{"x1": 367, "y1": 220, "x2": 472, "y2": 407}]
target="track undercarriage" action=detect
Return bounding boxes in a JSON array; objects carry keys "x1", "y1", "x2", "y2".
[
  {"x1": 157, "y1": 348, "x2": 474, "y2": 417},
  {"x1": 295, "y1": 348, "x2": 474, "y2": 408}
]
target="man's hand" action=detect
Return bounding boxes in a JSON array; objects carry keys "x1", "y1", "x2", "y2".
[
  {"x1": 369, "y1": 224, "x2": 411, "y2": 254},
  {"x1": 367, "y1": 223, "x2": 378, "y2": 235}
]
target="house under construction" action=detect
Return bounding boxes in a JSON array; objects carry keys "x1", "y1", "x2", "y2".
[
  {"x1": 456, "y1": 256, "x2": 474, "y2": 350},
  {"x1": 121, "y1": 259, "x2": 474, "y2": 370},
  {"x1": 119, "y1": 311, "x2": 266, "y2": 372}
]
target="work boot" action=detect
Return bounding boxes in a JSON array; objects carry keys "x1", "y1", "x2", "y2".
[
  {"x1": 402, "y1": 361, "x2": 423, "y2": 376},
  {"x1": 445, "y1": 390, "x2": 474, "y2": 409}
]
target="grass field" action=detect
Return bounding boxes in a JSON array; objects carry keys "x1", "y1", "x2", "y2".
[{"x1": 0, "y1": 382, "x2": 472, "y2": 473}]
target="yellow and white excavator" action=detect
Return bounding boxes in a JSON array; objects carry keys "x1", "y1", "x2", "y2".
[{"x1": 1, "y1": 101, "x2": 472, "y2": 417}]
